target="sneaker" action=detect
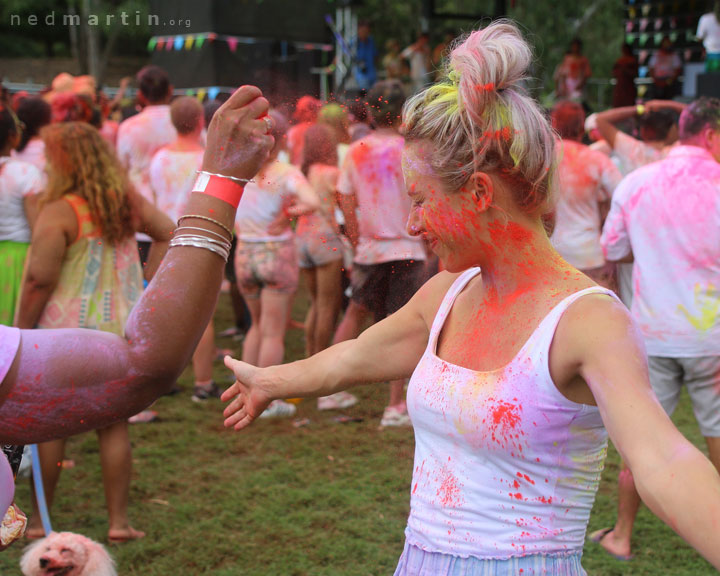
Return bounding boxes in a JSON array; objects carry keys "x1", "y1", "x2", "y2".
[
  {"x1": 191, "y1": 381, "x2": 223, "y2": 403},
  {"x1": 380, "y1": 406, "x2": 412, "y2": 428},
  {"x1": 128, "y1": 410, "x2": 158, "y2": 424},
  {"x1": 218, "y1": 326, "x2": 247, "y2": 340},
  {"x1": 258, "y1": 400, "x2": 297, "y2": 419},
  {"x1": 317, "y1": 391, "x2": 358, "y2": 411}
]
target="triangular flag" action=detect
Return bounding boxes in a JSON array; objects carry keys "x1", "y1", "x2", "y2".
[
  {"x1": 208, "y1": 87, "x2": 220, "y2": 101},
  {"x1": 185, "y1": 36, "x2": 194, "y2": 50},
  {"x1": 174, "y1": 36, "x2": 184, "y2": 50},
  {"x1": 185, "y1": 89, "x2": 195, "y2": 96},
  {"x1": 197, "y1": 88, "x2": 207, "y2": 101},
  {"x1": 147, "y1": 37, "x2": 157, "y2": 51},
  {"x1": 227, "y1": 37, "x2": 239, "y2": 52},
  {"x1": 207, "y1": 33, "x2": 217, "y2": 42},
  {"x1": 165, "y1": 38, "x2": 173, "y2": 51},
  {"x1": 196, "y1": 35, "x2": 205, "y2": 49},
  {"x1": 156, "y1": 38, "x2": 165, "y2": 50}
]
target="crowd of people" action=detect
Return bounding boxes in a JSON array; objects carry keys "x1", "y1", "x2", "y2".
[{"x1": 0, "y1": 14, "x2": 720, "y2": 575}]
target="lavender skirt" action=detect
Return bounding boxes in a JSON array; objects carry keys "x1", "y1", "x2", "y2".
[{"x1": 394, "y1": 542, "x2": 587, "y2": 576}]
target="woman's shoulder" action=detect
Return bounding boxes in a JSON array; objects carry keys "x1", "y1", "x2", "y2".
[{"x1": 409, "y1": 270, "x2": 470, "y2": 321}]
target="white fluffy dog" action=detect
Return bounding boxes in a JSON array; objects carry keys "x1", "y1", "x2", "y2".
[{"x1": 20, "y1": 532, "x2": 117, "y2": 576}]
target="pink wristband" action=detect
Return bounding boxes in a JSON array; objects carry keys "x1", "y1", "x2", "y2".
[{"x1": 192, "y1": 173, "x2": 245, "y2": 208}]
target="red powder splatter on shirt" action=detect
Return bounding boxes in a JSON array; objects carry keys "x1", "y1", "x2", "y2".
[{"x1": 436, "y1": 466, "x2": 464, "y2": 507}]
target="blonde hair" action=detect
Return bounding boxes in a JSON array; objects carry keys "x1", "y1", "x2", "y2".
[
  {"x1": 42, "y1": 122, "x2": 135, "y2": 244},
  {"x1": 402, "y1": 20, "x2": 555, "y2": 213}
]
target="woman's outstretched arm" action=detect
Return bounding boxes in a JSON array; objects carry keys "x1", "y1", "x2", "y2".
[{"x1": 0, "y1": 85, "x2": 274, "y2": 445}]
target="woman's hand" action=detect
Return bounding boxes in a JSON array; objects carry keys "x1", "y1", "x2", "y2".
[
  {"x1": 221, "y1": 357, "x2": 275, "y2": 430},
  {"x1": 203, "y1": 85, "x2": 274, "y2": 182}
]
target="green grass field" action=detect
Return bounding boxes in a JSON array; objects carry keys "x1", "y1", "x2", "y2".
[{"x1": 2, "y1": 288, "x2": 716, "y2": 575}]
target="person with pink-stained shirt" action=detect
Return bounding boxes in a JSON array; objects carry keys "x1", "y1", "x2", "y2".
[
  {"x1": 550, "y1": 101, "x2": 622, "y2": 289},
  {"x1": 149, "y1": 96, "x2": 220, "y2": 403},
  {"x1": 594, "y1": 99, "x2": 684, "y2": 307},
  {"x1": 286, "y1": 95, "x2": 321, "y2": 167},
  {"x1": 333, "y1": 80, "x2": 426, "y2": 427},
  {"x1": 116, "y1": 65, "x2": 176, "y2": 264},
  {"x1": 595, "y1": 97, "x2": 720, "y2": 561}
]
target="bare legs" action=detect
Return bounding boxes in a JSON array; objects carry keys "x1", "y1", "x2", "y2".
[
  {"x1": 28, "y1": 422, "x2": 143, "y2": 541},
  {"x1": 99, "y1": 422, "x2": 144, "y2": 541},
  {"x1": 332, "y1": 299, "x2": 406, "y2": 412},
  {"x1": 303, "y1": 260, "x2": 343, "y2": 356},
  {"x1": 596, "y1": 436, "x2": 720, "y2": 558},
  {"x1": 192, "y1": 319, "x2": 216, "y2": 384},
  {"x1": 242, "y1": 290, "x2": 291, "y2": 368}
]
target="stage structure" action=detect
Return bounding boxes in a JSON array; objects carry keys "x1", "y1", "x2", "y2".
[
  {"x1": 622, "y1": 0, "x2": 711, "y2": 98},
  {"x1": 148, "y1": 0, "x2": 335, "y2": 102}
]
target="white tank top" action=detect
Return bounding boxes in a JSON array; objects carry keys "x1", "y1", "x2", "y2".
[{"x1": 405, "y1": 268, "x2": 614, "y2": 559}]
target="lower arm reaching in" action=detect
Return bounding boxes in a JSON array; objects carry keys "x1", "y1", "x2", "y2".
[{"x1": 633, "y1": 443, "x2": 720, "y2": 569}]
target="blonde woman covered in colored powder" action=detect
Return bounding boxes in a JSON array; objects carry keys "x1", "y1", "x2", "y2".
[{"x1": 222, "y1": 22, "x2": 720, "y2": 574}]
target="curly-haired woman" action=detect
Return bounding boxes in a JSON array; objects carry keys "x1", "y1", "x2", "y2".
[{"x1": 17, "y1": 122, "x2": 174, "y2": 542}]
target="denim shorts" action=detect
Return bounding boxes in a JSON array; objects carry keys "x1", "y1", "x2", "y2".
[{"x1": 394, "y1": 542, "x2": 586, "y2": 576}]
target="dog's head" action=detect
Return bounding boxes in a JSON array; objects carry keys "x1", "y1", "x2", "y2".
[{"x1": 20, "y1": 532, "x2": 116, "y2": 576}]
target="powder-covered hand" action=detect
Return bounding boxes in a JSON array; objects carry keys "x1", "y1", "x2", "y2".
[
  {"x1": 221, "y1": 356, "x2": 274, "y2": 430},
  {"x1": 203, "y1": 85, "x2": 274, "y2": 183}
]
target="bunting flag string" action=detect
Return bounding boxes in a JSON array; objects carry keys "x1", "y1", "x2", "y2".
[
  {"x1": 170, "y1": 86, "x2": 232, "y2": 102},
  {"x1": 147, "y1": 32, "x2": 333, "y2": 54}
]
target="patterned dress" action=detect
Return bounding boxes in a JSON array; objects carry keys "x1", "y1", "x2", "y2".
[{"x1": 36, "y1": 194, "x2": 142, "y2": 335}]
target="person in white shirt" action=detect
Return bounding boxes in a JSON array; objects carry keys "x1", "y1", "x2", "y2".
[
  {"x1": 149, "y1": 96, "x2": 220, "y2": 403},
  {"x1": 0, "y1": 106, "x2": 43, "y2": 326},
  {"x1": 595, "y1": 97, "x2": 720, "y2": 561},
  {"x1": 595, "y1": 99, "x2": 684, "y2": 306},
  {"x1": 401, "y1": 33, "x2": 432, "y2": 94},
  {"x1": 550, "y1": 101, "x2": 622, "y2": 288},
  {"x1": 648, "y1": 37, "x2": 683, "y2": 100},
  {"x1": 116, "y1": 65, "x2": 176, "y2": 266},
  {"x1": 333, "y1": 79, "x2": 427, "y2": 427},
  {"x1": 697, "y1": 2, "x2": 720, "y2": 72},
  {"x1": 11, "y1": 96, "x2": 51, "y2": 173},
  {"x1": 234, "y1": 110, "x2": 320, "y2": 419}
]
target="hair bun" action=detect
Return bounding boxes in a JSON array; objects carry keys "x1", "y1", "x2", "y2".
[{"x1": 450, "y1": 21, "x2": 531, "y2": 121}]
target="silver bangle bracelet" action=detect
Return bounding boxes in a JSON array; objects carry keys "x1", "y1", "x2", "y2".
[
  {"x1": 196, "y1": 169, "x2": 254, "y2": 184},
  {"x1": 174, "y1": 226, "x2": 232, "y2": 243},
  {"x1": 169, "y1": 239, "x2": 229, "y2": 262},
  {"x1": 169, "y1": 237, "x2": 230, "y2": 262},
  {"x1": 177, "y1": 215, "x2": 234, "y2": 239},
  {"x1": 172, "y1": 233, "x2": 232, "y2": 250}
]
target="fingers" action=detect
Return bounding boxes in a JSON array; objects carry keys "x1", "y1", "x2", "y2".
[
  {"x1": 220, "y1": 85, "x2": 264, "y2": 112},
  {"x1": 220, "y1": 380, "x2": 240, "y2": 402},
  {"x1": 223, "y1": 356, "x2": 256, "y2": 383},
  {"x1": 222, "y1": 391, "x2": 245, "y2": 418},
  {"x1": 244, "y1": 95, "x2": 270, "y2": 120}
]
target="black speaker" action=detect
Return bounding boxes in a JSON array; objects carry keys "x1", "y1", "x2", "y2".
[{"x1": 697, "y1": 73, "x2": 720, "y2": 98}]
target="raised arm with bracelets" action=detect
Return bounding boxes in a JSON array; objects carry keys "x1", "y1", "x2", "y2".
[{"x1": 0, "y1": 85, "x2": 274, "y2": 445}]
